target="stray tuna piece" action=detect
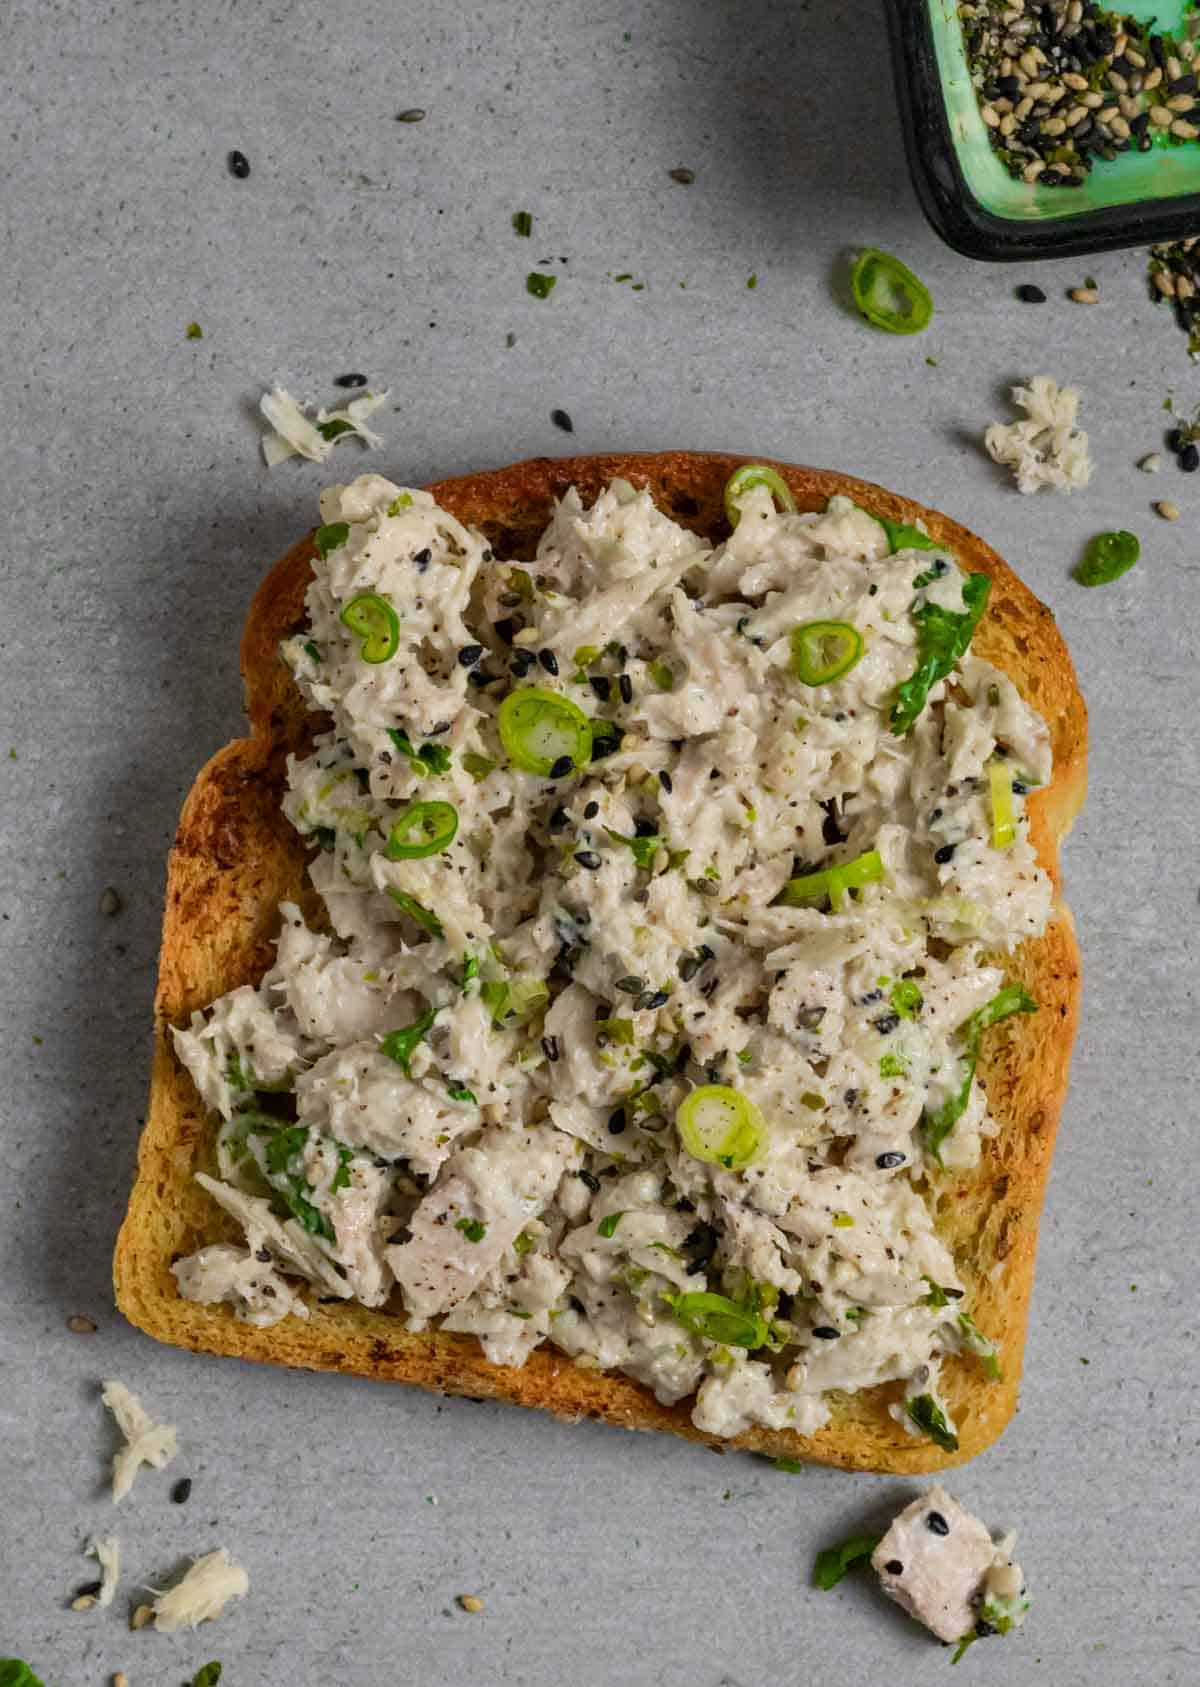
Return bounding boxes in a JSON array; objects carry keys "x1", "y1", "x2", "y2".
[{"x1": 871, "y1": 1485, "x2": 1024, "y2": 1645}]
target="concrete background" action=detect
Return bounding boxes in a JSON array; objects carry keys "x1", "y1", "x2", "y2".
[{"x1": 1, "y1": 1, "x2": 1196, "y2": 1683}]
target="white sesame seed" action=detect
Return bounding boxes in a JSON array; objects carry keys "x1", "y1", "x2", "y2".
[
  {"x1": 1171, "y1": 119, "x2": 1199, "y2": 139},
  {"x1": 1069, "y1": 287, "x2": 1099, "y2": 304},
  {"x1": 1168, "y1": 94, "x2": 1197, "y2": 112},
  {"x1": 1154, "y1": 269, "x2": 1178, "y2": 297},
  {"x1": 71, "y1": 1595, "x2": 97, "y2": 1612},
  {"x1": 982, "y1": 104, "x2": 1001, "y2": 128},
  {"x1": 130, "y1": 1604, "x2": 153, "y2": 1631},
  {"x1": 1155, "y1": 501, "x2": 1181, "y2": 521},
  {"x1": 1144, "y1": 67, "x2": 1163, "y2": 90},
  {"x1": 1175, "y1": 274, "x2": 1195, "y2": 298},
  {"x1": 1062, "y1": 71, "x2": 1088, "y2": 91},
  {"x1": 459, "y1": 1593, "x2": 485, "y2": 1613},
  {"x1": 1138, "y1": 454, "x2": 1163, "y2": 474},
  {"x1": 1150, "y1": 105, "x2": 1174, "y2": 128}
]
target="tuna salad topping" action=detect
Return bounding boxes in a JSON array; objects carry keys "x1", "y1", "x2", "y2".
[{"x1": 172, "y1": 470, "x2": 1053, "y2": 1440}]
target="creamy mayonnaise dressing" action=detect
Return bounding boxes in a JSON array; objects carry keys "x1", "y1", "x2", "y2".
[{"x1": 172, "y1": 473, "x2": 1053, "y2": 1441}]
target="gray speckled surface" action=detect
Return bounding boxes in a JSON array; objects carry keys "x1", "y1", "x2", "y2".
[{"x1": 1, "y1": 1, "x2": 1197, "y2": 1682}]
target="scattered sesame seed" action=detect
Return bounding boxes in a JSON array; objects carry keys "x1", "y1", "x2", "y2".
[
  {"x1": 669, "y1": 166, "x2": 695, "y2": 183},
  {"x1": 67, "y1": 1314, "x2": 97, "y2": 1333},
  {"x1": 459, "y1": 1594, "x2": 485, "y2": 1613},
  {"x1": 548, "y1": 755, "x2": 573, "y2": 779},
  {"x1": 574, "y1": 850, "x2": 602, "y2": 869},
  {"x1": 1138, "y1": 453, "x2": 1163, "y2": 472},
  {"x1": 1155, "y1": 500, "x2": 1181, "y2": 520},
  {"x1": 130, "y1": 1604, "x2": 153, "y2": 1630},
  {"x1": 538, "y1": 647, "x2": 559, "y2": 675},
  {"x1": 1069, "y1": 286, "x2": 1099, "y2": 304},
  {"x1": 113, "y1": 1674, "x2": 130, "y2": 1687},
  {"x1": 1015, "y1": 283, "x2": 1046, "y2": 303},
  {"x1": 396, "y1": 108, "x2": 427, "y2": 123},
  {"x1": 99, "y1": 886, "x2": 122, "y2": 916},
  {"x1": 71, "y1": 1594, "x2": 97, "y2": 1612},
  {"x1": 227, "y1": 149, "x2": 250, "y2": 178},
  {"x1": 334, "y1": 373, "x2": 367, "y2": 387},
  {"x1": 551, "y1": 408, "x2": 574, "y2": 433},
  {"x1": 172, "y1": 1477, "x2": 193, "y2": 1504}
]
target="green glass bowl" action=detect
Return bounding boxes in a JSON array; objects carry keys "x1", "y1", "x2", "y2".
[{"x1": 885, "y1": 0, "x2": 1200, "y2": 258}]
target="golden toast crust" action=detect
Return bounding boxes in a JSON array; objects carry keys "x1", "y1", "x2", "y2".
[{"x1": 114, "y1": 452, "x2": 1086, "y2": 1472}]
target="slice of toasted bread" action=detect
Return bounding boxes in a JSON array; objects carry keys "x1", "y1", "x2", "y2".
[{"x1": 114, "y1": 452, "x2": 1086, "y2": 1472}]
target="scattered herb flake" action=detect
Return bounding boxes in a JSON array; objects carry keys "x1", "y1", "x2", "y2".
[
  {"x1": 186, "y1": 322, "x2": 203, "y2": 340},
  {"x1": 526, "y1": 272, "x2": 557, "y2": 300},
  {"x1": 813, "y1": 1534, "x2": 882, "y2": 1590},
  {"x1": 512, "y1": 210, "x2": 533, "y2": 238},
  {"x1": 455, "y1": 1217, "x2": 487, "y2": 1243}
]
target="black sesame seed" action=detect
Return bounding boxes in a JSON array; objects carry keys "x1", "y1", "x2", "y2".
[
  {"x1": 843, "y1": 1088, "x2": 859, "y2": 1107},
  {"x1": 457, "y1": 643, "x2": 484, "y2": 667},
  {"x1": 468, "y1": 668, "x2": 497, "y2": 689},
  {"x1": 1015, "y1": 283, "x2": 1047, "y2": 303},
  {"x1": 1167, "y1": 427, "x2": 1186, "y2": 453},
  {"x1": 636, "y1": 990, "x2": 669, "y2": 1011},
  {"x1": 885, "y1": 1559, "x2": 904, "y2": 1576},
  {"x1": 873, "y1": 1013, "x2": 901, "y2": 1035},
  {"x1": 333, "y1": 372, "x2": 368, "y2": 388},
  {"x1": 1012, "y1": 780, "x2": 1029, "y2": 796},
  {"x1": 583, "y1": 801, "x2": 599, "y2": 819},
  {"x1": 976, "y1": 1620, "x2": 998, "y2": 1638},
  {"x1": 616, "y1": 975, "x2": 645, "y2": 994},
  {"x1": 578, "y1": 1169, "x2": 601, "y2": 1193},
  {"x1": 678, "y1": 953, "x2": 702, "y2": 982},
  {"x1": 548, "y1": 755, "x2": 574, "y2": 779},
  {"x1": 500, "y1": 591, "x2": 523, "y2": 608},
  {"x1": 77, "y1": 1580, "x2": 103, "y2": 1598},
  {"x1": 634, "y1": 818, "x2": 657, "y2": 837},
  {"x1": 933, "y1": 843, "x2": 956, "y2": 864},
  {"x1": 396, "y1": 108, "x2": 427, "y2": 122},
  {"x1": 1180, "y1": 443, "x2": 1199, "y2": 473},
  {"x1": 541, "y1": 1035, "x2": 560, "y2": 1062},
  {"x1": 551, "y1": 408, "x2": 574, "y2": 433},
  {"x1": 228, "y1": 149, "x2": 250, "y2": 178},
  {"x1": 618, "y1": 673, "x2": 634, "y2": 704},
  {"x1": 511, "y1": 649, "x2": 535, "y2": 676},
  {"x1": 493, "y1": 617, "x2": 516, "y2": 645},
  {"x1": 255, "y1": 1246, "x2": 271, "y2": 1263},
  {"x1": 589, "y1": 675, "x2": 612, "y2": 700},
  {"x1": 926, "y1": 1510, "x2": 950, "y2": 1536},
  {"x1": 659, "y1": 770, "x2": 673, "y2": 793},
  {"x1": 607, "y1": 1107, "x2": 627, "y2": 1135},
  {"x1": 413, "y1": 547, "x2": 432, "y2": 571},
  {"x1": 876, "y1": 1151, "x2": 906, "y2": 1169},
  {"x1": 592, "y1": 732, "x2": 621, "y2": 759},
  {"x1": 538, "y1": 647, "x2": 559, "y2": 675},
  {"x1": 594, "y1": 1001, "x2": 612, "y2": 1019},
  {"x1": 699, "y1": 975, "x2": 719, "y2": 997},
  {"x1": 548, "y1": 806, "x2": 569, "y2": 832},
  {"x1": 811, "y1": 1326, "x2": 841, "y2": 1340},
  {"x1": 575, "y1": 850, "x2": 602, "y2": 869},
  {"x1": 569, "y1": 1295, "x2": 587, "y2": 1315},
  {"x1": 172, "y1": 1477, "x2": 193, "y2": 1504}
]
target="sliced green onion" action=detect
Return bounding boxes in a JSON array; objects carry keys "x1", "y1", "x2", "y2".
[
  {"x1": 789, "y1": 620, "x2": 864, "y2": 686},
  {"x1": 676, "y1": 1084, "x2": 764, "y2": 1169},
  {"x1": 778, "y1": 847, "x2": 884, "y2": 913},
  {"x1": 723, "y1": 463, "x2": 798, "y2": 529},
  {"x1": 665, "y1": 1290, "x2": 769, "y2": 1349},
  {"x1": 957, "y1": 1311, "x2": 1003, "y2": 1382},
  {"x1": 850, "y1": 248, "x2": 933, "y2": 335},
  {"x1": 497, "y1": 686, "x2": 593, "y2": 776},
  {"x1": 385, "y1": 887, "x2": 444, "y2": 938},
  {"x1": 340, "y1": 592, "x2": 400, "y2": 663},
  {"x1": 988, "y1": 759, "x2": 1016, "y2": 850},
  {"x1": 385, "y1": 800, "x2": 459, "y2": 859},
  {"x1": 1075, "y1": 529, "x2": 1139, "y2": 587}
]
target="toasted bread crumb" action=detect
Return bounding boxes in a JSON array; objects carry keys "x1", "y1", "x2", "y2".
[{"x1": 458, "y1": 1593, "x2": 485, "y2": 1613}]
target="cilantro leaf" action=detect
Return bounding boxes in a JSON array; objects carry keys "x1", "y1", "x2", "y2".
[
  {"x1": 905, "y1": 1392, "x2": 959, "y2": 1451},
  {"x1": 379, "y1": 1009, "x2": 436, "y2": 1076},
  {"x1": 890, "y1": 573, "x2": 990, "y2": 735},
  {"x1": 773, "y1": 1457, "x2": 806, "y2": 1473},
  {"x1": 879, "y1": 1052, "x2": 907, "y2": 1078},
  {"x1": 264, "y1": 1126, "x2": 334, "y2": 1240},
  {"x1": 889, "y1": 978, "x2": 923, "y2": 1020},
  {"x1": 314, "y1": 521, "x2": 350, "y2": 559},
  {"x1": 191, "y1": 1667, "x2": 223, "y2": 1687},
  {"x1": 316, "y1": 417, "x2": 356, "y2": 441},
  {"x1": 0, "y1": 1665, "x2": 47, "y2": 1687},
  {"x1": 920, "y1": 983, "x2": 1036, "y2": 1162},
  {"x1": 526, "y1": 272, "x2": 557, "y2": 299},
  {"x1": 447, "y1": 1084, "x2": 477, "y2": 1104},
  {"x1": 597, "y1": 1212, "x2": 624, "y2": 1238},
  {"x1": 455, "y1": 1217, "x2": 487, "y2": 1243},
  {"x1": 512, "y1": 210, "x2": 533, "y2": 237},
  {"x1": 386, "y1": 727, "x2": 451, "y2": 776},
  {"x1": 605, "y1": 827, "x2": 662, "y2": 870},
  {"x1": 813, "y1": 1534, "x2": 882, "y2": 1590}
]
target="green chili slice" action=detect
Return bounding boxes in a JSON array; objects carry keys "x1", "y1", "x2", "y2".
[
  {"x1": 497, "y1": 686, "x2": 593, "y2": 775},
  {"x1": 723, "y1": 463, "x2": 798, "y2": 528},
  {"x1": 664, "y1": 1290, "x2": 769, "y2": 1350},
  {"x1": 1075, "y1": 529, "x2": 1139, "y2": 587},
  {"x1": 385, "y1": 801, "x2": 459, "y2": 859},
  {"x1": 790, "y1": 620, "x2": 864, "y2": 686},
  {"x1": 778, "y1": 847, "x2": 884, "y2": 912},
  {"x1": 988, "y1": 759, "x2": 1016, "y2": 850},
  {"x1": 676, "y1": 1084, "x2": 764, "y2": 1169},
  {"x1": 850, "y1": 248, "x2": 933, "y2": 335},
  {"x1": 340, "y1": 592, "x2": 400, "y2": 663}
]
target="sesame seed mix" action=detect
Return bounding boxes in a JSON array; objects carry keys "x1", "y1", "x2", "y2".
[
  {"x1": 1149, "y1": 236, "x2": 1200, "y2": 358},
  {"x1": 961, "y1": 1, "x2": 1200, "y2": 186}
]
